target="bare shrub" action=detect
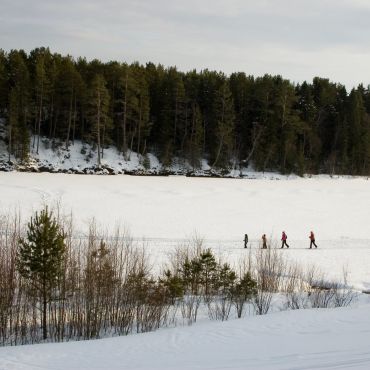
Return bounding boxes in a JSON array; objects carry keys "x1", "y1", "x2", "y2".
[
  {"x1": 333, "y1": 267, "x2": 359, "y2": 307},
  {"x1": 0, "y1": 212, "x2": 22, "y2": 345},
  {"x1": 207, "y1": 296, "x2": 232, "y2": 321},
  {"x1": 283, "y1": 263, "x2": 311, "y2": 310},
  {"x1": 308, "y1": 267, "x2": 358, "y2": 309},
  {"x1": 253, "y1": 246, "x2": 286, "y2": 315}
]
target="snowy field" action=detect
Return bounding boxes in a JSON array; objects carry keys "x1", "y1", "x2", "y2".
[
  {"x1": 1, "y1": 172, "x2": 370, "y2": 289},
  {"x1": 1, "y1": 172, "x2": 370, "y2": 369}
]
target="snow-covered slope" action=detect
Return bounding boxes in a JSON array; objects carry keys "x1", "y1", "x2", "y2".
[
  {"x1": 0, "y1": 130, "x2": 302, "y2": 178},
  {"x1": 1, "y1": 300, "x2": 370, "y2": 370}
]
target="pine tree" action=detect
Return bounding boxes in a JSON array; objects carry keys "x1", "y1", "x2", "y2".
[
  {"x1": 232, "y1": 272, "x2": 257, "y2": 318},
  {"x1": 30, "y1": 48, "x2": 51, "y2": 153},
  {"x1": 185, "y1": 102, "x2": 203, "y2": 168},
  {"x1": 7, "y1": 88, "x2": 18, "y2": 161},
  {"x1": 274, "y1": 78, "x2": 303, "y2": 173},
  {"x1": 87, "y1": 74, "x2": 110, "y2": 166},
  {"x1": 0, "y1": 49, "x2": 7, "y2": 114},
  {"x1": 17, "y1": 207, "x2": 66, "y2": 340},
  {"x1": 212, "y1": 81, "x2": 235, "y2": 168},
  {"x1": 7, "y1": 50, "x2": 31, "y2": 161},
  {"x1": 131, "y1": 64, "x2": 151, "y2": 155}
]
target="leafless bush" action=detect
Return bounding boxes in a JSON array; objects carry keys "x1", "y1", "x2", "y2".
[
  {"x1": 333, "y1": 267, "x2": 359, "y2": 307},
  {"x1": 180, "y1": 295, "x2": 202, "y2": 325},
  {"x1": 207, "y1": 296, "x2": 232, "y2": 321},
  {"x1": 253, "y1": 246, "x2": 286, "y2": 315},
  {"x1": 282, "y1": 263, "x2": 311, "y2": 310},
  {"x1": 0, "y1": 212, "x2": 23, "y2": 345},
  {"x1": 308, "y1": 267, "x2": 358, "y2": 309}
]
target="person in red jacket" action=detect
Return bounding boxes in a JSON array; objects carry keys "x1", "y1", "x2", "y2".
[
  {"x1": 281, "y1": 231, "x2": 290, "y2": 248},
  {"x1": 309, "y1": 231, "x2": 318, "y2": 248}
]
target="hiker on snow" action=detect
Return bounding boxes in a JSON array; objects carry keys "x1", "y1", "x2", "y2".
[
  {"x1": 281, "y1": 231, "x2": 290, "y2": 248},
  {"x1": 262, "y1": 234, "x2": 267, "y2": 249},
  {"x1": 244, "y1": 234, "x2": 248, "y2": 248},
  {"x1": 309, "y1": 231, "x2": 318, "y2": 249}
]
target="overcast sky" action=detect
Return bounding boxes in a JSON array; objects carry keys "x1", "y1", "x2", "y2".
[{"x1": 1, "y1": 0, "x2": 369, "y2": 88}]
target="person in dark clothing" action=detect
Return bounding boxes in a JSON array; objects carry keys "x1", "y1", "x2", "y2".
[
  {"x1": 262, "y1": 234, "x2": 267, "y2": 249},
  {"x1": 309, "y1": 231, "x2": 318, "y2": 248},
  {"x1": 244, "y1": 234, "x2": 248, "y2": 248},
  {"x1": 281, "y1": 231, "x2": 290, "y2": 248}
]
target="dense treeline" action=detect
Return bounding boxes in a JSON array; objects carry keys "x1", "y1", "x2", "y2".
[{"x1": 1, "y1": 47, "x2": 370, "y2": 174}]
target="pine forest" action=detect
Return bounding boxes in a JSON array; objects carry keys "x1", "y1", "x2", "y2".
[{"x1": 1, "y1": 47, "x2": 370, "y2": 175}]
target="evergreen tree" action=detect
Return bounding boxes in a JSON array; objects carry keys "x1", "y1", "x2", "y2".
[
  {"x1": 185, "y1": 102, "x2": 203, "y2": 168},
  {"x1": 55, "y1": 56, "x2": 81, "y2": 148},
  {"x1": 229, "y1": 72, "x2": 255, "y2": 165},
  {"x1": 0, "y1": 49, "x2": 7, "y2": 114},
  {"x1": 232, "y1": 272, "x2": 257, "y2": 318},
  {"x1": 7, "y1": 88, "x2": 19, "y2": 161},
  {"x1": 29, "y1": 48, "x2": 51, "y2": 153},
  {"x1": 87, "y1": 74, "x2": 110, "y2": 166},
  {"x1": 7, "y1": 50, "x2": 30, "y2": 160},
  {"x1": 212, "y1": 81, "x2": 235, "y2": 168},
  {"x1": 17, "y1": 207, "x2": 66, "y2": 340},
  {"x1": 130, "y1": 63, "x2": 151, "y2": 155},
  {"x1": 274, "y1": 77, "x2": 303, "y2": 173},
  {"x1": 252, "y1": 75, "x2": 276, "y2": 171},
  {"x1": 347, "y1": 89, "x2": 370, "y2": 174}
]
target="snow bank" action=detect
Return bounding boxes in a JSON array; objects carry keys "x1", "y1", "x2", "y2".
[{"x1": 1, "y1": 300, "x2": 370, "y2": 370}]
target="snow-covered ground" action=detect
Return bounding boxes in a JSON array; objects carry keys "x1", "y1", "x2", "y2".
[
  {"x1": 1, "y1": 300, "x2": 370, "y2": 370},
  {"x1": 1, "y1": 172, "x2": 370, "y2": 369},
  {"x1": 0, "y1": 129, "x2": 302, "y2": 178},
  {"x1": 1, "y1": 172, "x2": 370, "y2": 290}
]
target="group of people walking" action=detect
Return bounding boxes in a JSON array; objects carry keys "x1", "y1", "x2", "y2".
[{"x1": 244, "y1": 231, "x2": 318, "y2": 249}]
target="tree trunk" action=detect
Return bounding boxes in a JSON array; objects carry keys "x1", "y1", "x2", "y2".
[
  {"x1": 137, "y1": 95, "x2": 142, "y2": 154},
  {"x1": 32, "y1": 117, "x2": 36, "y2": 149},
  {"x1": 43, "y1": 289, "x2": 47, "y2": 340},
  {"x1": 65, "y1": 92, "x2": 73, "y2": 150},
  {"x1": 181, "y1": 104, "x2": 188, "y2": 153},
  {"x1": 212, "y1": 135, "x2": 224, "y2": 168},
  {"x1": 102, "y1": 117, "x2": 106, "y2": 159},
  {"x1": 49, "y1": 97, "x2": 54, "y2": 139},
  {"x1": 8, "y1": 123, "x2": 12, "y2": 162},
  {"x1": 97, "y1": 91, "x2": 101, "y2": 167},
  {"x1": 174, "y1": 91, "x2": 178, "y2": 145},
  {"x1": 72, "y1": 95, "x2": 77, "y2": 144},
  {"x1": 122, "y1": 73, "x2": 128, "y2": 156},
  {"x1": 36, "y1": 82, "x2": 44, "y2": 154},
  {"x1": 52, "y1": 109, "x2": 58, "y2": 140},
  {"x1": 244, "y1": 126, "x2": 263, "y2": 164}
]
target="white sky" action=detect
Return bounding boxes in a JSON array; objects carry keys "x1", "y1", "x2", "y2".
[{"x1": 1, "y1": 0, "x2": 370, "y2": 89}]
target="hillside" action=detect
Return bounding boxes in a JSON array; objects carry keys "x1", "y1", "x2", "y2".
[
  {"x1": 0, "y1": 123, "x2": 293, "y2": 178},
  {"x1": 1, "y1": 299, "x2": 370, "y2": 370}
]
